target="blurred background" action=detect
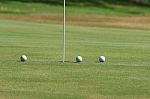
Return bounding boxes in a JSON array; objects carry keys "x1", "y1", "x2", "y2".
[{"x1": 0, "y1": 0, "x2": 150, "y2": 29}]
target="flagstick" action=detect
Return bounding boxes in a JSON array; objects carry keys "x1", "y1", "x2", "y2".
[{"x1": 63, "y1": 0, "x2": 66, "y2": 62}]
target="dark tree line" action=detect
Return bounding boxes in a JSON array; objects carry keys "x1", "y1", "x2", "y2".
[{"x1": 1, "y1": 0, "x2": 150, "y2": 6}]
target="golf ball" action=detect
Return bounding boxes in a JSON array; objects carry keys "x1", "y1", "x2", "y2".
[
  {"x1": 20, "y1": 55, "x2": 27, "y2": 62},
  {"x1": 76, "y1": 56, "x2": 83, "y2": 62},
  {"x1": 99, "y1": 56, "x2": 105, "y2": 62}
]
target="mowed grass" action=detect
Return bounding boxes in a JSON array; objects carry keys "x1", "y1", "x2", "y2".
[
  {"x1": 0, "y1": 19, "x2": 150, "y2": 99},
  {"x1": 1, "y1": 1, "x2": 150, "y2": 15}
]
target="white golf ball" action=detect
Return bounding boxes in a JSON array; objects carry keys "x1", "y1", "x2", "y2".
[
  {"x1": 99, "y1": 56, "x2": 105, "y2": 62},
  {"x1": 76, "y1": 56, "x2": 83, "y2": 62},
  {"x1": 20, "y1": 55, "x2": 27, "y2": 62}
]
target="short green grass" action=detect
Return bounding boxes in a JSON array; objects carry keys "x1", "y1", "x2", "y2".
[{"x1": 0, "y1": 19, "x2": 150, "y2": 99}]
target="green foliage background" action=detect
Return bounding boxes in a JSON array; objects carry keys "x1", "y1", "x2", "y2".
[{"x1": 1, "y1": 0, "x2": 150, "y2": 6}]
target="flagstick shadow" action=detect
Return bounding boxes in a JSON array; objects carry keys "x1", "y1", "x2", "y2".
[{"x1": 58, "y1": 61, "x2": 70, "y2": 63}]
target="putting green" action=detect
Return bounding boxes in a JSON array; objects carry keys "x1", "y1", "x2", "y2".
[{"x1": 0, "y1": 19, "x2": 150, "y2": 99}]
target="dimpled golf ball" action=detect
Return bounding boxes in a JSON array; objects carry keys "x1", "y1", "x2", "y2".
[
  {"x1": 20, "y1": 55, "x2": 27, "y2": 62},
  {"x1": 76, "y1": 56, "x2": 83, "y2": 62},
  {"x1": 99, "y1": 56, "x2": 105, "y2": 62}
]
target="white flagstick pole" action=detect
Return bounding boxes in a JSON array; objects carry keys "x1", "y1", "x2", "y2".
[{"x1": 63, "y1": 0, "x2": 66, "y2": 62}]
